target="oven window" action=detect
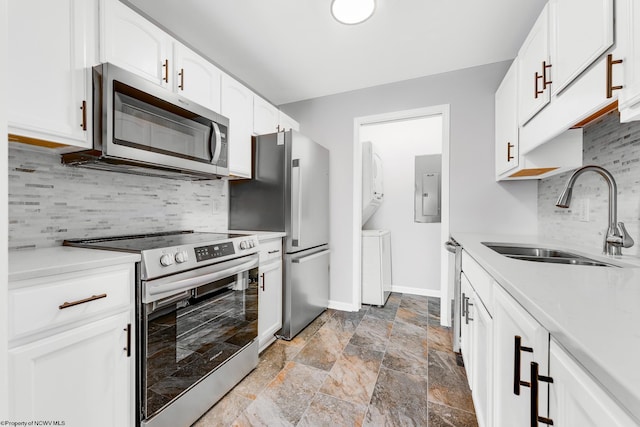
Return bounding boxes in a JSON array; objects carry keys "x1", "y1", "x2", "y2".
[
  {"x1": 114, "y1": 91, "x2": 213, "y2": 163},
  {"x1": 143, "y1": 267, "x2": 258, "y2": 418}
]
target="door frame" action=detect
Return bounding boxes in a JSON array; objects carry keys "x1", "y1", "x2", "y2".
[{"x1": 352, "y1": 105, "x2": 451, "y2": 325}]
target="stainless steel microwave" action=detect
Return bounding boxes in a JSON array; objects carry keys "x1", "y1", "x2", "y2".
[{"x1": 62, "y1": 63, "x2": 229, "y2": 180}]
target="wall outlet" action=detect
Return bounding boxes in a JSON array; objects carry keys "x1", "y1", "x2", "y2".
[{"x1": 577, "y1": 198, "x2": 590, "y2": 222}]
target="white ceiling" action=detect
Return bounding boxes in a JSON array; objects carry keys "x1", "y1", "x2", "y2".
[{"x1": 125, "y1": 0, "x2": 547, "y2": 106}]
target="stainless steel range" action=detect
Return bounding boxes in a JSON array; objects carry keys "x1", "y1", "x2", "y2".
[{"x1": 64, "y1": 231, "x2": 260, "y2": 427}]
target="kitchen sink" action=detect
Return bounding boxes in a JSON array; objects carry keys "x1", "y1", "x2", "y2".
[{"x1": 482, "y1": 243, "x2": 618, "y2": 267}]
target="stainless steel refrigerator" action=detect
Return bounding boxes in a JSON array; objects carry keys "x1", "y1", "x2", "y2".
[{"x1": 229, "y1": 130, "x2": 330, "y2": 340}]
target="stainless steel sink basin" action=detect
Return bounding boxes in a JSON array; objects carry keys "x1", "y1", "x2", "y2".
[{"x1": 482, "y1": 243, "x2": 618, "y2": 267}]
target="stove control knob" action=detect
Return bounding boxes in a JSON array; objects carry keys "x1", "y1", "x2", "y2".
[
  {"x1": 240, "y1": 241, "x2": 248, "y2": 250},
  {"x1": 249, "y1": 240, "x2": 255, "y2": 248},
  {"x1": 175, "y1": 251, "x2": 189, "y2": 263},
  {"x1": 160, "y1": 254, "x2": 174, "y2": 267}
]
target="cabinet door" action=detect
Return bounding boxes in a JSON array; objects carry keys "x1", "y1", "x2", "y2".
[
  {"x1": 495, "y1": 59, "x2": 519, "y2": 177},
  {"x1": 174, "y1": 43, "x2": 222, "y2": 112},
  {"x1": 258, "y1": 260, "x2": 283, "y2": 352},
  {"x1": 548, "y1": 339, "x2": 637, "y2": 427},
  {"x1": 8, "y1": 0, "x2": 96, "y2": 148},
  {"x1": 221, "y1": 74, "x2": 254, "y2": 178},
  {"x1": 10, "y1": 312, "x2": 132, "y2": 426},
  {"x1": 101, "y1": 0, "x2": 172, "y2": 88},
  {"x1": 460, "y1": 273, "x2": 474, "y2": 389},
  {"x1": 278, "y1": 111, "x2": 300, "y2": 132},
  {"x1": 518, "y1": 4, "x2": 551, "y2": 125},
  {"x1": 493, "y1": 284, "x2": 549, "y2": 427},
  {"x1": 619, "y1": 0, "x2": 640, "y2": 122},
  {"x1": 471, "y1": 295, "x2": 492, "y2": 427},
  {"x1": 253, "y1": 96, "x2": 279, "y2": 135},
  {"x1": 549, "y1": 0, "x2": 614, "y2": 95}
]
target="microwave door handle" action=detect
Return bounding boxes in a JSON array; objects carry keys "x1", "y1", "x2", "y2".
[{"x1": 210, "y1": 122, "x2": 222, "y2": 164}]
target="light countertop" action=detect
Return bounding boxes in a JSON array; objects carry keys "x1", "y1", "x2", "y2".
[
  {"x1": 9, "y1": 246, "x2": 141, "y2": 283},
  {"x1": 453, "y1": 232, "x2": 640, "y2": 423}
]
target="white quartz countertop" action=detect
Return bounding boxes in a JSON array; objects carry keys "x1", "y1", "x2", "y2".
[
  {"x1": 452, "y1": 232, "x2": 640, "y2": 423},
  {"x1": 9, "y1": 247, "x2": 141, "y2": 282},
  {"x1": 229, "y1": 230, "x2": 287, "y2": 241}
]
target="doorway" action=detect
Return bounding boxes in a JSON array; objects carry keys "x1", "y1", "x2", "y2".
[{"x1": 353, "y1": 105, "x2": 451, "y2": 325}]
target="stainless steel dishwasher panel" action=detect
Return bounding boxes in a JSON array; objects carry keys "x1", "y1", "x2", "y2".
[
  {"x1": 444, "y1": 238, "x2": 462, "y2": 353},
  {"x1": 281, "y1": 245, "x2": 330, "y2": 340}
]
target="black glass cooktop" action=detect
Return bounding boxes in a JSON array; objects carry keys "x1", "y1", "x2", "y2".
[{"x1": 64, "y1": 231, "x2": 247, "y2": 252}]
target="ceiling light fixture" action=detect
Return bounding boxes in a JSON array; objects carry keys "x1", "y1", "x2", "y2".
[{"x1": 331, "y1": 0, "x2": 376, "y2": 25}]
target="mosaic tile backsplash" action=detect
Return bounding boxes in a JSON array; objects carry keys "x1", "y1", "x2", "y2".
[
  {"x1": 8, "y1": 145, "x2": 229, "y2": 250},
  {"x1": 538, "y1": 111, "x2": 640, "y2": 258}
]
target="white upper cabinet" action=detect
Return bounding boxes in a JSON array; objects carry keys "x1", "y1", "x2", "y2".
[
  {"x1": 8, "y1": 0, "x2": 97, "y2": 149},
  {"x1": 221, "y1": 74, "x2": 254, "y2": 178},
  {"x1": 253, "y1": 96, "x2": 280, "y2": 135},
  {"x1": 549, "y1": 0, "x2": 614, "y2": 95},
  {"x1": 518, "y1": 4, "x2": 551, "y2": 126},
  {"x1": 173, "y1": 43, "x2": 222, "y2": 112},
  {"x1": 278, "y1": 111, "x2": 300, "y2": 132},
  {"x1": 495, "y1": 60, "x2": 519, "y2": 177},
  {"x1": 618, "y1": 0, "x2": 640, "y2": 122},
  {"x1": 101, "y1": 0, "x2": 172, "y2": 88}
]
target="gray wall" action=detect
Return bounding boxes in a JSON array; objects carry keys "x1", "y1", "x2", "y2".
[
  {"x1": 8, "y1": 145, "x2": 228, "y2": 250},
  {"x1": 539, "y1": 111, "x2": 640, "y2": 257},
  {"x1": 281, "y1": 61, "x2": 539, "y2": 307}
]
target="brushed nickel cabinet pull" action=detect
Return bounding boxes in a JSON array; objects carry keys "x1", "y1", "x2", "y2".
[
  {"x1": 260, "y1": 273, "x2": 265, "y2": 291},
  {"x1": 59, "y1": 293, "x2": 107, "y2": 310},
  {"x1": 465, "y1": 299, "x2": 474, "y2": 324},
  {"x1": 461, "y1": 292, "x2": 467, "y2": 317},
  {"x1": 124, "y1": 323, "x2": 131, "y2": 357},
  {"x1": 267, "y1": 249, "x2": 280, "y2": 254},
  {"x1": 507, "y1": 142, "x2": 515, "y2": 162},
  {"x1": 606, "y1": 54, "x2": 623, "y2": 99},
  {"x1": 514, "y1": 335, "x2": 534, "y2": 395},
  {"x1": 530, "y1": 362, "x2": 554, "y2": 426},
  {"x1": 163, "y1": 59, "x2": 169, "y2": 83},
  {"x1": 178, "y1": 68, "x2": 184, "y2": 90},
  {"x1": 80, "y1": 100, "x2": 87, "y2": 131},
  {"x1": 542, "y1": 61, "x2": 552, "y2": 89}
]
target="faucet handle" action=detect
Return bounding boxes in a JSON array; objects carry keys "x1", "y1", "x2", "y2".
[{"x1": 617, "y1": 222, "x2": 634, "y2": 248}]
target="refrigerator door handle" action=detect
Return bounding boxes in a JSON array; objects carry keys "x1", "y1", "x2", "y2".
[
  {"x1": 291, "y1": 249, "x2": 330, "y2": 264},
  {"x1": 292, "y1": 159, "x2": 302, "y2": 247}
]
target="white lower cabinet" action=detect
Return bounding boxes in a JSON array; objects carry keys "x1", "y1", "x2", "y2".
[
  {"x1": 492, "y1": 284, "x2": 549, "y2": 427},
  {"x1": 470, "y1": 293, "x2": 492, "y2": 427},
  {"x1": 8, "y1": 263, "x2": 135, "y2": 426},
  {"x1": 10, "y1": 312, "x2": 131, "y2": 426},
  {"x1": 548, "y1": 339, "x2": 638, "y2": 427},
  {"x1": 258, "y1": 238, "x2": 283, "y2": 352},
  {"x1": 460, "y1": 268, "x2": 493, "y2": 427}
]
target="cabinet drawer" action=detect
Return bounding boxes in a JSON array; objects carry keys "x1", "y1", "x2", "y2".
[
  {"x1": 9, "y1": 264, "x2": 134, "y2": 343},
  {"x1": 461, "y1": 250, "x2": 493, "y2": 313},
  {"x1": 259, "y1": 238, "x2": 283, "y2": 264}
]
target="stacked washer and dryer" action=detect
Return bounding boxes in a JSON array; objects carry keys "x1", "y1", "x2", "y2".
[{"x1": 361, "y1": 141, "x2": 392, "y2": 306}]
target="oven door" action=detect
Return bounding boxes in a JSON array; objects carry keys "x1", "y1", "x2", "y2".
[{"x1": 140, "y1": 253, "x2": 258, "y2": 421}]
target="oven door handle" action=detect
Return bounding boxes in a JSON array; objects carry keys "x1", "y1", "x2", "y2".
[{"x1": 144, "y1": 255, "x2": 259, "y2": 303}]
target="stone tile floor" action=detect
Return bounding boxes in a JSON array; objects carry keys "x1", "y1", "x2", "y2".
[{"x1": 193, "y1": 293, "x2": 478, "y2": 426}]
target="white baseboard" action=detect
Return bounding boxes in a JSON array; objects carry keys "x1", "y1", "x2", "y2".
[
  {"x1": 391, "y1": 286, "x2": 441, "y2": 298},
  {"x1": 328, "y1": 300, "x2": 360, "y2": 312}
]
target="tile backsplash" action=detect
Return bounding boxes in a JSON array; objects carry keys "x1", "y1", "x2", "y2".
[
  {"x1": 538, "y1": 110, "x2": 640, "y2": 257},
  {"x1": 8, "y1": 145, "x2": 229, "y2": 250}
]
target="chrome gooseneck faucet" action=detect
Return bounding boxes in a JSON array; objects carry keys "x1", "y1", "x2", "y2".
[{"x1": 556, "y1": 165, "x2": 634, "y2": 255}]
